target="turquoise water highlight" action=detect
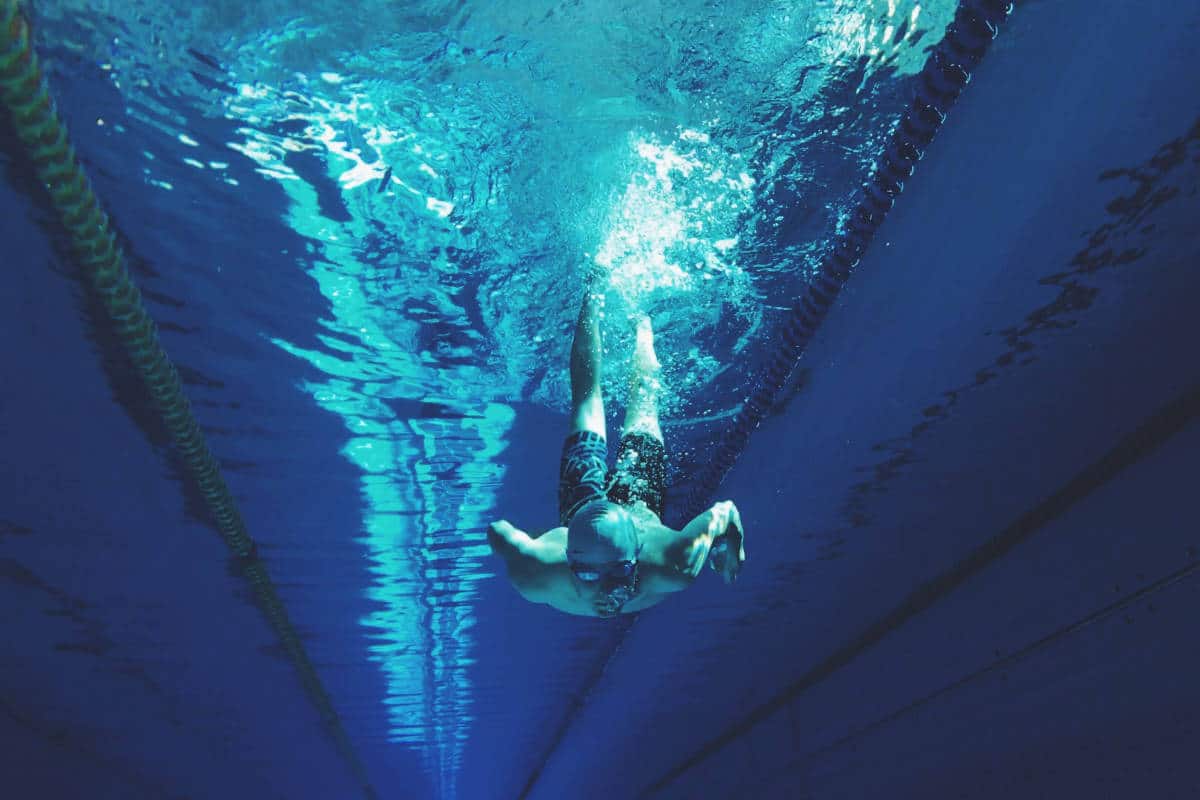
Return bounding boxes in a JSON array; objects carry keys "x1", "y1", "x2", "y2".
[{"x1": 27, "y1": 0, "x2": 958, "y2": 793}]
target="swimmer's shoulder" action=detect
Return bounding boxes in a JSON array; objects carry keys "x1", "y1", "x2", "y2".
[
  {"x1": 517, "y1": 529, "x2": 598, "y2": 614},
  {"x1": 530, "y1": 526, "x2": 568, "y2": 553},
  {"x1": 627, "y1": 504, "x2": 696, "y2": 594},
  {"x1": 489, "y1": 523, "x2": 568, "y2": 593}
]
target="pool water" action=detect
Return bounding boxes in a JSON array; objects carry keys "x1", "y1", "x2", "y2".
[
  {"x1": 9, "y1": 0, "x2": 954, "y2": 790},
  {"x1": 6, "y1": 1, "x2": 1199, "y2": 798}
]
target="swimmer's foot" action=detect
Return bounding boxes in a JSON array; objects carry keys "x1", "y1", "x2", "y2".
[
  {"x1": 625, "y1": 315, "x2": 663, "y2": 440},
  {"x1": 632, "y1": 315, "x2": 662, "y2": 377}
]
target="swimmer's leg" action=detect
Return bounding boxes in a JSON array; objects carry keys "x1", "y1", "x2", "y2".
[
  {"x1": 608, "y1": 315, "x2": 667, "y2": 517},
  {"x1": 621, "y1": 315, "x2": 662, "y2": 442},
  {"x1": 569, "y1": 288, "x2": 606, "y2": 438}
]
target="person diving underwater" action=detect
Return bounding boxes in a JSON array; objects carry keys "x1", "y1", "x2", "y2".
[{"x1": 488, "y1": 282, "x2": 747, "y2": 617}]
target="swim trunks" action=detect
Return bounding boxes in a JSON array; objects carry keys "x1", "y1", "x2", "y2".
[{"x1": 558, "y1": 430, "x2": 667, "y2": 526}]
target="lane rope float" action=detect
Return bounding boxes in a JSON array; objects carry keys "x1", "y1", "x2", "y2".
[
  {"x1": 0, "y1": 3, "x2": 377, "y2": 797},
  {"x1": 679, "y1": 0, "x2": 1015, "y2": 523}
]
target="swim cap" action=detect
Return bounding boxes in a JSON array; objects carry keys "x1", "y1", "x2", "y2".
[{"x1": 567, "y1": 499, "x2": 638, "y2": 556}]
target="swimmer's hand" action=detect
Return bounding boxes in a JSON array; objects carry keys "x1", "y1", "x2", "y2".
[{"x1": 708, "y1": 501, "x2": 746, "y2": 584}]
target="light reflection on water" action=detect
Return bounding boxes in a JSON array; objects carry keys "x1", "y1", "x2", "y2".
[{"x1": 31, "y1": 0, "x2": 955, "y2": 793}]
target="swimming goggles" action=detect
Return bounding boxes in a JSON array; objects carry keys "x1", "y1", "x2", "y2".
[{"x1": 568, "y1": 559, "x2": 638, "y2": 583}]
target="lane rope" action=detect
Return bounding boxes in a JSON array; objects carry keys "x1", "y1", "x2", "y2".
[
  {"x1": 0, "y1": 3, "x2": 377, "y2": 797},
  {"x1": 679, "y1": 0, "x2": 1015, "y2": 522}
]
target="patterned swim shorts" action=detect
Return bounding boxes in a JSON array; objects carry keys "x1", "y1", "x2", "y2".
[{"x1": 558, "y1": 430, "x2": 667, "y2": 526}]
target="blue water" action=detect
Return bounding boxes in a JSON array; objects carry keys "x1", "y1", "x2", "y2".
[
  {"x1": 4, "y1": 2, "x2": 958, "y2": 794},
  {"x1": 7, "y1": 1, "x2": 1199, "y2": 798}
]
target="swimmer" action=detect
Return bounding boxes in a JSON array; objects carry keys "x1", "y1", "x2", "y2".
[{"x1": 488, "y1": 283, "x2": 746, "y2": 617}]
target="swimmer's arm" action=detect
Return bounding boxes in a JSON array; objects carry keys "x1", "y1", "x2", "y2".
[
  {"x1": 487, "y1": 521, "x2": 562, "y2": 598},
  {"x1": 666, "y1": 501, "x2": 746, "y2": 584}
]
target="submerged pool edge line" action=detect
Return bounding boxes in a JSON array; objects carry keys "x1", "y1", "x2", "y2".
[
  {"x1": 644, "y1": 382, "x2": 1200, "y2": 797},
  {"x1": 0, "y1": 4, "x2": 378, "y2": 798},
  {"x1": 678, "y1": 0, "x2": 1016, "y2": 524}
]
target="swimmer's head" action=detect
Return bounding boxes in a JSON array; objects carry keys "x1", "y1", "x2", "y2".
[
  {"x1": 566, "y1": 500, "x2": 639, "y2": 563},
  {"x1": 567, "y1": 500, "x2": 642, "y2": 614}
]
